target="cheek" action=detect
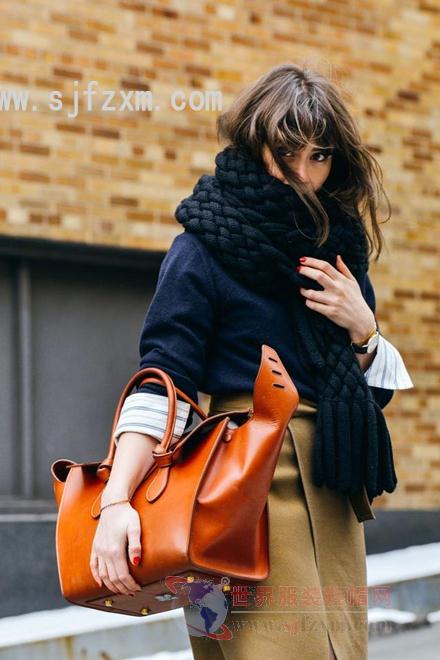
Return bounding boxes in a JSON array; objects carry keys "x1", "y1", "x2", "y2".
[
  {"x1": 318, "y1": 163, "x2": 332, "y2": 181},
  {"x1": 269, "y1": 161, "x2": 287, "y2": 182}
]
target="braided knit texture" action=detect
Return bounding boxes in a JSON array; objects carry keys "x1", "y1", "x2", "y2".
[{"x1": 174, "y1": 145, "x2": 397, "y2": 500}]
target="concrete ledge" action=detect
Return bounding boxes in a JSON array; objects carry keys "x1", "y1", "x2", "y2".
[
  {"x1": 367, "y1": 542, "x2": 440, "y2": 638},
  {"x1": 0, "y1": 605, "x2": 191, "y2": 660}
]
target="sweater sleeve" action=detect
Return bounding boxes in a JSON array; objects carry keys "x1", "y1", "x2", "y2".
[
  {"x1": 133, "y1": 232, "x2": 218, "y2": 425},
  {"x1": 112, "y1": 392, "x2": 191, "y2": 445}
]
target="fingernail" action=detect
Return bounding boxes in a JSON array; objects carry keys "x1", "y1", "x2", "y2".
[
  {"x1": 296, "y1": 266, "x2": 301, "y2": 272},
  {"x1": 299, "y1": 257, "x2": 306, "y2": 262},
  {"x1": 132, "y1": 556, "x2": 141, "y2": 565}
]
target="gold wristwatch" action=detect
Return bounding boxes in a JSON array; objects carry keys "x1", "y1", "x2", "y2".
[{"x1": 351, "y1": 321, "x2": 380, "y2": 354}]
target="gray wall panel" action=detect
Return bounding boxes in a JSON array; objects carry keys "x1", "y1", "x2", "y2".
[
  {"x1": 31, "y1": 261, "x2": 156, "y2": 499},
  {"x1": 0, "y1": 260, "x2": 17, "y2": 497},
  {"x1": 0, "y1": 240, "x2": 160, "y2": 509}
]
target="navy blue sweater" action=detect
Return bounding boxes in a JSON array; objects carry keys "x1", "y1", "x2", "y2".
[{"x1": 135, "y1": 231, "x2": 394, "y2": 418}]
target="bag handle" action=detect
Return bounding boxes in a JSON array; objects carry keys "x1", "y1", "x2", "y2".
[
  {"x1": 138, "y1": 376, "x2": 208, "y2": 421},
  {"x1": 96, "y1": 343, "x2": 298, "y2": 482},
  {"x1": 96, "y1": 367, "x2": 206, "y2": 482}
]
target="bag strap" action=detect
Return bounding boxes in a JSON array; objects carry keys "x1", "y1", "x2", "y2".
[
  {"x1": 96, "y1": 344, "x2": 298, "y2": 483},
  {"x1": 138, "y1": 376, "x2": 208, "y2": 420},
  {"x1": 96, "y1": 367, "x2": 206, "y2": 481}
]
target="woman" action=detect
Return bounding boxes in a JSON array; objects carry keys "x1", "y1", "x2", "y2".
[{"x1": 90, "y1": 63, "x2": 413, "y2": 659}]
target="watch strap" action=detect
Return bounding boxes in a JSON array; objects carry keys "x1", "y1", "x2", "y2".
[{"x1": 351, "y1": 321, "x2": 378, "y2": 348}]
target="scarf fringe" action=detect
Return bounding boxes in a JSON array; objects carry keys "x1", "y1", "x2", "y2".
[{"x1": 312, "y1": 397, "x2": 398, "y2": 498}]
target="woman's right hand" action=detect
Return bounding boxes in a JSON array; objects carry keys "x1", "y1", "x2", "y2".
[{"x1": 90, "y1": 500, "x2": 143, "y2": 597}]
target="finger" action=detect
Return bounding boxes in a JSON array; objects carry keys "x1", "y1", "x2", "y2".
[
  {"x1": 297, "y1": 264, "x2": 335, "y2": 289},
  {"x1": 298, "y1": 256, "x2": 341, "y2": 281},
  {"x1": 336, "y1": 254, "x2": 356, "y2": 281},
  {"x1": 299, "y1": 288, "x2": 334, "y2": 305},
  {"x1": 304, "y1": 297, "x2": 335, "y2": 316},
  {"x1": 98, "y1": 555, "x2": 119, "y2": 594},
  {"x1": 90, "y1": 551, "x2": 102, "y2": 587},
  {"x1": 114, "y1": 555, "x2": 142, "y2": 593},
  {"x1": 127, "y1": 519, "x2": 142, "y2": 570},
  {"x1": 107, "y1": 557, "x2": 135, "y2": 596}
]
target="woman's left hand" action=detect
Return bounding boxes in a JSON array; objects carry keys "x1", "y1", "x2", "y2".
[{"x1": 297, "y1": 254, "x2": 376, "y2": 343}]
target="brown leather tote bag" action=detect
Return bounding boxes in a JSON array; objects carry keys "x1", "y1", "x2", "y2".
[{"x1": 51, "y1": 344, "x2": 299, "y2": 617}]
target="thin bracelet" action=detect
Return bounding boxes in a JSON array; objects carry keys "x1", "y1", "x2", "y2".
[{"x1": 100, "y1": 498, "x2": 130, "y2": 513}]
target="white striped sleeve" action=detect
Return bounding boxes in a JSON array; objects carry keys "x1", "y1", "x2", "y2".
[
  {"x1": 363, "y1": 334, "x2": 414, "y2": 389},
  {"x1": 113, "y1": 392, "x2": 191, "y2": 445}
]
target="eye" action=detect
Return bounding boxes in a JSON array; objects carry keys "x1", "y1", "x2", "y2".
[
  {"x1": 312, "y1": 150, "x2": 333, "y2": 162},
  {"x1": 276, "y1": 148, "x2": 295, "y2": 158},
  {"x1": 276, "y1": 148, "x2": 333, "y2": 161}
]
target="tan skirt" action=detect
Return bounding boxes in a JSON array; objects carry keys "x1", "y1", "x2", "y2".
[{"x1": 184, "y1": 392, "x2": 369, "y2": 660}]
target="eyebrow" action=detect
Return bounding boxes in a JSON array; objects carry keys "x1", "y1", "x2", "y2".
[
  {"x1": 275, "y1": 144, "x2": 335, "y2": 153},
  {"x1": 277, "y1": 144, "x2": 335, "y2": 151}
]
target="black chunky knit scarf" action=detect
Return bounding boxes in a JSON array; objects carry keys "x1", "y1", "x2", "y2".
[{"x1": 174, "y1": 145, "x2": 397, "y2": 500}]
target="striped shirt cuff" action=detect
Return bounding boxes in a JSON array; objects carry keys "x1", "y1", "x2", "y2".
[
  {"x1": 113, "y1": 392, "x2": 191, "y2": 445},
  {"x1": 363, "y1": 334, "x2": 414, "y2": 389}
]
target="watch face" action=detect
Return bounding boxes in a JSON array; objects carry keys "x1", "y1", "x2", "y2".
[{"x1": 366, "y1": 333, "x2": 380, "y2": 353}]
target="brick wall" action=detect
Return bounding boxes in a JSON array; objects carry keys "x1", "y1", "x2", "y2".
[{"x1": 0, "y1": 1, "x2": 438, "y2": 509}]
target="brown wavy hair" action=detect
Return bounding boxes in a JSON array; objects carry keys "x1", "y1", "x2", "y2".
[{"x1": 216, "y1": 62, "x2": 391, "y2": 262}]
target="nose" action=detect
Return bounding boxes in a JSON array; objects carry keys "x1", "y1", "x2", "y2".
[
  {"x1": 290, "y1": 154, "x2": 310, "y2": 183},
  {"x1": 294, "y1": 162, "x2": 310, "y2": 184}
]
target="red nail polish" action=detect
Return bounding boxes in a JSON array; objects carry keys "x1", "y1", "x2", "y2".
[
  {"x1": 133, "y1": 556, "x2": 141, "y2": 565},
  {"x1": 299, "y1": 257, "x2": 306, "y2": 262},
  {"x1": 296, "y1": 266, "x2": 301, "y2": 272}
]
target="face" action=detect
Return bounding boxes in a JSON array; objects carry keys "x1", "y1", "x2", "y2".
[{"x1": 262, "y1": 142, "x2": 334, "y2": 192}]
